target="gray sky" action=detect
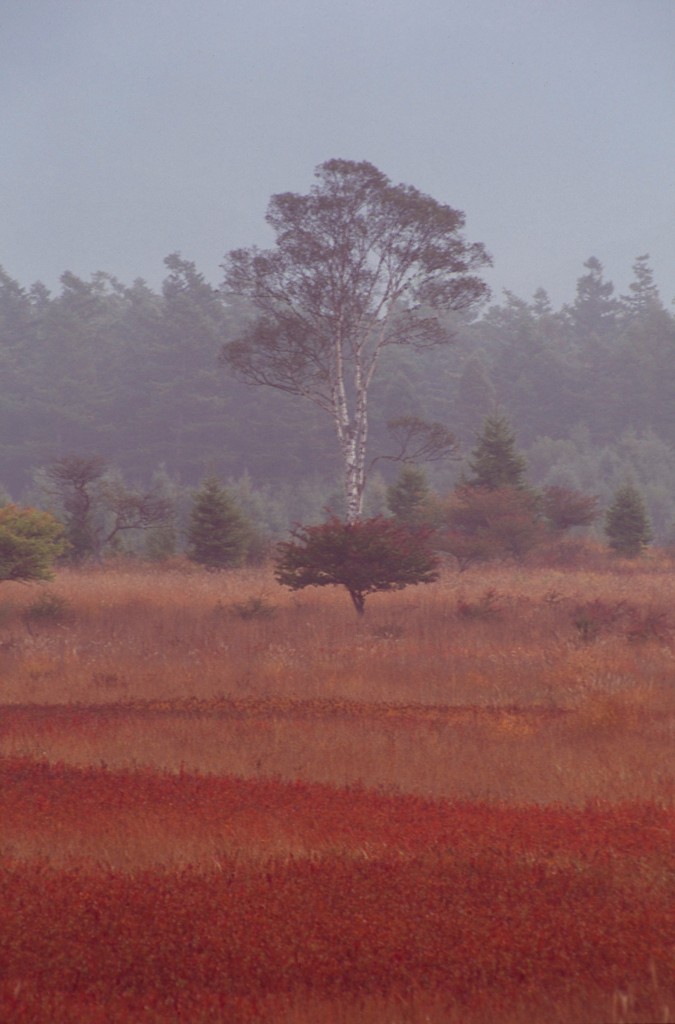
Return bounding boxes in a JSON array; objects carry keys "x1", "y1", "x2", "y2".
[{"x1": 2, "y1": 0, "x2": 674, "y2": 307}]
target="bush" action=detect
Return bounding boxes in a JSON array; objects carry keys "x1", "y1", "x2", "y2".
[
  {"x1": 431, "y1": 485, "x2": 544, "y2": 570},
  {"x1": 542, "y1": 485, "x2": 600, "y2": 534},
  {"x1": 23, "y1": 592, "x2": 73, "y2": 627},
  {"x1": 572, "y1": 599, "x2": 629, "y2": 641},
  {"x1": 457, "y1": 588, "x2": 503, "y2": 620},
  {"x1": 274, "y1": 515, "x2": 439, "y2": 614},
  {"x1": 230, "y1": 596, "x2": 277, "y2": 620},
  {"x1": 0, "y1": 505, "x2": 66, "y2": 583}
]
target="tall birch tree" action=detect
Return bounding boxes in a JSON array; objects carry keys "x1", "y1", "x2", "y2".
[{"x1": 221, "y1": 159, "x2": 491, "y2": 521}]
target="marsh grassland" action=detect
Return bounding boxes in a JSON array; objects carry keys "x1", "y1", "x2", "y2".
[{"x1": 1, "y1": 560, "x2": 674, "y2": 1022}]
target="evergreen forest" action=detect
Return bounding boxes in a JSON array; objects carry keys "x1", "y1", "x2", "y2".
[{"x1": 2, "y1": 251, "x2": 675, "y2": 544}]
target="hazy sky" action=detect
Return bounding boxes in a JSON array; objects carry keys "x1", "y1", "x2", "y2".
[{"x1": 2, "y1": 0, "x2": 674, "y2": 307}]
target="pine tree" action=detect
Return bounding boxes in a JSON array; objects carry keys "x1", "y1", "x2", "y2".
[
  {"x1": 604, "y1": 483, "x2": 653, "y2": 558},
  {"x1": 467, "y1": 416, "x2": 527, "y2": 490},
  {"x1": 386, "y1": 465, "x2": 430, "y2": 524},
  {"x1": 620, "y1": 254, "x2": 662, "y2": 321},
  {"x1": 187, "y1": 477, "x2": 251, "y2": 569},
  {"x1": 567, "y1": 256, "x2": 619, "y2": 340}
]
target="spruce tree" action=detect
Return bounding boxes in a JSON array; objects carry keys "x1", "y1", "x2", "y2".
[
  {"x1": 386, "y1": 465, "x2": 430, "y2": 524},
  {"x1": 604, "y1": 483, "x2": 653, "y2": 558},
  {"x1": 467, "y1": 416, "x2": 527, "y2": 490},
  {"x1": 187, "y1": 477, "x2": 250, "y2": 569}
]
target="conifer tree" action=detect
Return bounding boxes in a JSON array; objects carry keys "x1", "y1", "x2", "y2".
[
  {"x1": 187, "y1": 477, "x2": 251, "y2": 569},
  {"x1": 620, "y1": 254, "x2": 662, "y2": 320},
  {"x1": 604, "y1": 483, "x2": 653, "y2": 558},
  {"x1": 386, "y1": 465, "x2": 430, "y2": 524},
  {"x1": 467, "y1": 415, "x2": 527, "y2": 490}
]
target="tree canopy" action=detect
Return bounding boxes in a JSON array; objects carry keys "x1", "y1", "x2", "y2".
[
  {"x1": 221, "y1": 159, "x2": 491, "y2": 521},
  {"x1": 274, "y1": 515, "x2": 439, "y2": 614}
]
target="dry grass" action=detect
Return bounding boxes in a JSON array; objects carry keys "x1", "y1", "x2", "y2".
[
  {"x1": 2, "y1": 559, "x2": 674, "y2": 1024},
  {"x1": 0, "y1": 559, "x2": 673, "y2": 804}
]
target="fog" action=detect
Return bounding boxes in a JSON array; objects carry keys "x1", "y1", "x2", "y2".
[{"x1": 2, "y1": 0, "x2": 674, "y2": 304}]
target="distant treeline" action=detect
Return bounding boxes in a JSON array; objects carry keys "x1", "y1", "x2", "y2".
[{"x1": 2, "y1": 252, "x2": 675, "y2": 539}]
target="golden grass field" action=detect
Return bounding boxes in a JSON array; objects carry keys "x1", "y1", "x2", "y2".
[
  {"x1": 1, "y1": 558, "x2": 674, "y2": 1022},
  {"x1": 2, "y1": 559, "x2": 674, "y2": 803}
]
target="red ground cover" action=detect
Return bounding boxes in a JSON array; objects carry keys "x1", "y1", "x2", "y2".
[{"x1": 1, "y1": 759, "x2": 673, "y2": 1023}]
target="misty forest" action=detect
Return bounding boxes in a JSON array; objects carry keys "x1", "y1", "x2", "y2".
[{"x1": 1, "y1": 224, "x2": 675, "y2": 551}]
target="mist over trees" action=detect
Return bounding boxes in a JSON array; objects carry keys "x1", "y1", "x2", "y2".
[{"x1": 1, "y1": 195, "x2": 675, "y2": 544}]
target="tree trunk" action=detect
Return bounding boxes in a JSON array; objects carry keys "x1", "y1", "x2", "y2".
[
  {"x1": 341, "y1": 430, "x2": 366, "y2": 524},
  {"x1": 333, "y1": 345, "x2": 369, "y2": 523}
]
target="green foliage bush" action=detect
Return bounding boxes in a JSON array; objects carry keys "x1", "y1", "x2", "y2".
[{"x1": 0, "y1": 506, "x2": 66, "y2": 583}]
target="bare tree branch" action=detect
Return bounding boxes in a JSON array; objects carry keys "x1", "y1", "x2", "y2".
[{"x1": 370, "y1": 417, "x2": 460, "y2": 473}]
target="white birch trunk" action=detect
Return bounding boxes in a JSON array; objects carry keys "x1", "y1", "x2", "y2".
[
  {"x1": 332, "y1": 388, "x2": 366, "y2": 524},
  {"x1": 329, "y1": 324, "x2": 372, "y2": 523}
]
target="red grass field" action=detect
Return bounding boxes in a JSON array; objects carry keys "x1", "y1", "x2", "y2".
[{"x1": 1, "y1": 561, "x2": 674, "y2": 1022}]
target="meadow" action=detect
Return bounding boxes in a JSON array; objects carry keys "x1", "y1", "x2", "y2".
[{"x1": 1, "y1": 557, "x2": 674, "y2": 1022}]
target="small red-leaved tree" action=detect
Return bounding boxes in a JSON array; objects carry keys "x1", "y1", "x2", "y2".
[
  {"x1": 431, "y1": 485, "x2": 544, "y2": 571},
  {"x1": 541, "y1": 485, "x2": 600, "y2": 534},
  {"x1": 274, "y1": 515, "x2": 439, "y2": 615}
]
